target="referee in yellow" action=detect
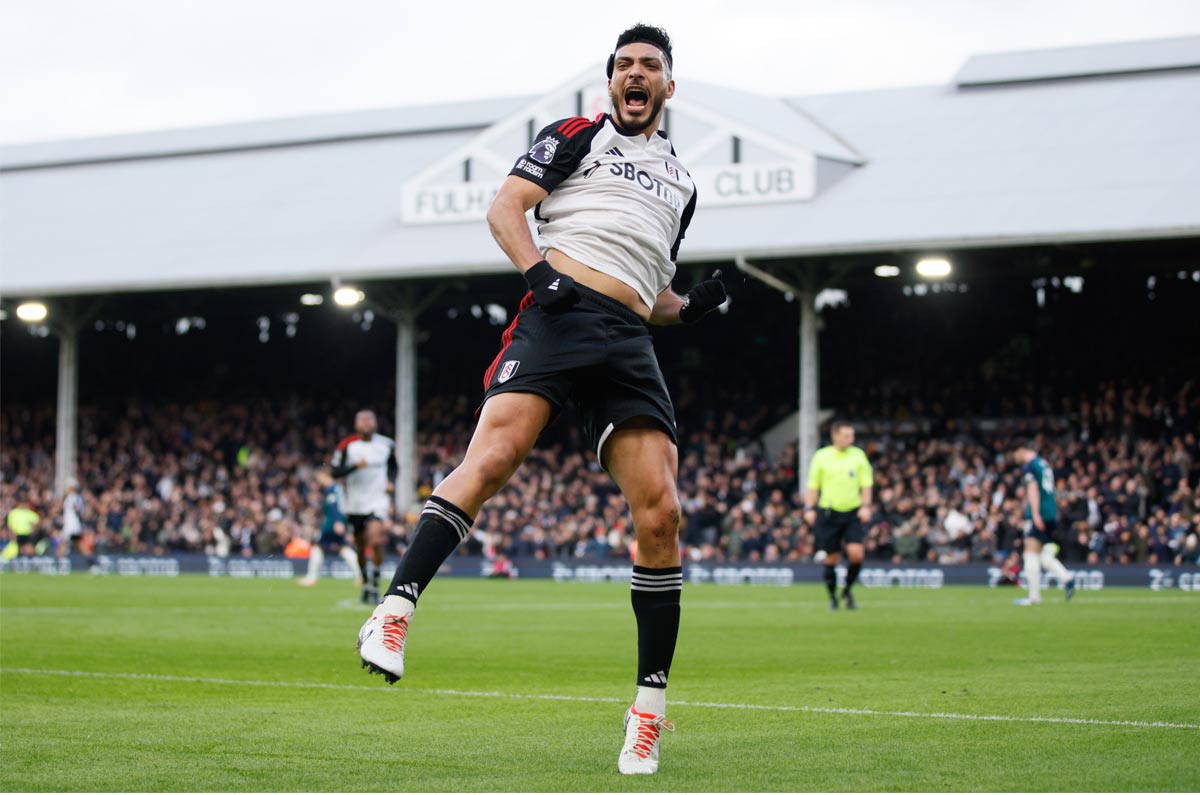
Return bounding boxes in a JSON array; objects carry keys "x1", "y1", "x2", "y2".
[{"x1": 804, "y1": 420, "x2": 873, "y2": 610}]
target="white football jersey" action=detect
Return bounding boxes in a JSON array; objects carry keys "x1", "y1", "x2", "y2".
[
  {"x1": 332, "y1": 434, "x2": 394, "y2": 517},
  {"x1": 510, "y1": 114, "x2": 698, "y2": 312}
]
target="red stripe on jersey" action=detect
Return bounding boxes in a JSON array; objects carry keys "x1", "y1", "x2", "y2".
[
  {"x1": 562, "y1": 120, "x2": 590, "y2": 137},
  {"x1": 557, "y1": 117, "x2": 592, "y2": 138},
  {"x1": 482, "y1": 292, "x2": 535, "y2": 390},
  {"x1": 337, "y1": 434, "x2": 361, "y2": 451},
  {"x1": 557, "y1": 116, "x2": 586, "y2": 133}
]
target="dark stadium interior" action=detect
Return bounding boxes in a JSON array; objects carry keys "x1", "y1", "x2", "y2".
[{"x1": 4, "y1": 237, "x2": 1198, "y2": 411}]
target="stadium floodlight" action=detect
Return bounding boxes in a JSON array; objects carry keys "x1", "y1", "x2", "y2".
[
  {"x1": 16, "y1": 301, "x2": 48, "y2": 322},
  {"x1": 300, "y1": 293, "x2": 324, "y2": 306},
  {"x1": 874, "y1": 265, "x2": 900, "y2": 278},
  {"x1": 916, "y1": 257, "x2": 952, "y2": 278},
  {"x1": 333, "y1": 287, "x2": 364, "y2": 307}
]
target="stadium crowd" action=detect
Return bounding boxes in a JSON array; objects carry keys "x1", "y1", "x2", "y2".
[{"x1": 3, "y1": 377, "x2": 1198, "y2": 568}]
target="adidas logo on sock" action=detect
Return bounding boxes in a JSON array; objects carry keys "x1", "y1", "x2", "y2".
[
  {"x1": 643, "y1": 671, "x2": 668, "y2": 685},
  {"x1": 548, "y1": 278, "x2": 560, "y2": 291}
]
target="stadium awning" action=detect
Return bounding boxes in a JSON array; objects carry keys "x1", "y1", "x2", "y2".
[{"x1": 2, "y1": 36, "x2": 1199, "y2": 298}]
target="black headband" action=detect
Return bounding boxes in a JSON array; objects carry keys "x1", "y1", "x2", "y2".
[{"x1": 606, "y1": 38, "x2": 673, "y2": 78}]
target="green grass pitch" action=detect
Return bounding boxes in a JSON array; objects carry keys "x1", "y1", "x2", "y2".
[{"x1": 1, "y1": 574, "x2": 1197, "y2": 792}]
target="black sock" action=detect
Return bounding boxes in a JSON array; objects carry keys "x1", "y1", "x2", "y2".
[
  {"x1": 823, "y1": 564, "x2": 838, "y2": 598},
  {"x1": 384, "y1": 496, "x2": 472, "y2": 604},
  {"x1": 631, "y1": 565, "x2": 682, "y2": 689},
  {"x1": 845, "y1": 562, "x2": 862, "y2": 594}
]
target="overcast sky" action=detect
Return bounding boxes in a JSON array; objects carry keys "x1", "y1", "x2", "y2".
[{"x1": 2, "y1": 0, "x2": 1198, "y2": 145}]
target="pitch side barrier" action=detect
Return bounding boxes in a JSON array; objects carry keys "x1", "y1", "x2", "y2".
[{"x1": 3, "y1": 554, "x2": 1199, "y2": 591}]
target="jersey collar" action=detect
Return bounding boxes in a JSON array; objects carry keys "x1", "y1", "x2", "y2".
[{"x1": 606, "y1": 114, "x2": 671, "y2": 149}]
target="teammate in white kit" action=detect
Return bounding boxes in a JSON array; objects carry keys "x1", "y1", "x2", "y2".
[
  {"x1": 357, "y1": 24, "x2": 728, "y2": 775},
  {"x1": 57, "y1": 479, "x2": 85, "y2": 559},
  {"x1": 331, "y1": 410, "x2": 397, "y2": 603}
]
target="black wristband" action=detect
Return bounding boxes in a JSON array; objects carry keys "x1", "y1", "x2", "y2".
[
  {"x1": 523, "y1": 259, "x2": 579, "y2": 311},
  {"x1": 523, "y1": 259, "x2": 555, "y2": 290},
  {"x1": 679, "y1": 276, "x2": 727, "y2": 323}
]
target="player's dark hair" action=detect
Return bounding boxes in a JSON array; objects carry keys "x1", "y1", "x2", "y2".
[
  {"x1": 606, "y1": 23, "x2": 673, "y2": 77},
  {"x1": 830, "y1": 420, "x2": 854, "y2": 434}
]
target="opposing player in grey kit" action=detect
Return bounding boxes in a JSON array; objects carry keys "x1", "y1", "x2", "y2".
[{"x1": 357, "y1": 23, "x2": 728, "y2": 775}]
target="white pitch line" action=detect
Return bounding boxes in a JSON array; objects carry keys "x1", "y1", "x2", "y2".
[{"x1": 3, "y1": 667, "x2": 1196, "y2": 730}]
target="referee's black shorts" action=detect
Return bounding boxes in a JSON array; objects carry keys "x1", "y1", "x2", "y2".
[
  {"x1": 814, "y1": 508, "x2": 866, "y2": 553},
  {"x1": 479, "y1": 283, "x2": 677, "y2": 463}
]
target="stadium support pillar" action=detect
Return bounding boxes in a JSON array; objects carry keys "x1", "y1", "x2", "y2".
[
  {"x1": 735, "y1": 256, "x2": 821, "y2": 489},
  {"x1": 372, "y1": 284, "x2": 444, "y2": 524},
  {"x1": 798, "y1": 288, "x2": 820, "y2": 488},
  {"x1": 55, "y1": 325, "x2": 79, "y2": 496},
  {"x1": 394, "y1": 307, "x2": 418, "y2": 517}
]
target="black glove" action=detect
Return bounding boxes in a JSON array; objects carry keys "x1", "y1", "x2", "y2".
[
  {"x1": 523, "y1": 259, "x2": 579, "y2": 311},
  {"x1": 679, "y1": 270, "x2": 727, "y2": 323}
]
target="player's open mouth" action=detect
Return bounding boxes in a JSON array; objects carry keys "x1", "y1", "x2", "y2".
[{"x1": 624, "y1": 87, "x2": 649, "y2": 111}]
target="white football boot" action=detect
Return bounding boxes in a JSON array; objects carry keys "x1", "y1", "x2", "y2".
[
  {"x1": 357, "y1": 605, "x2": 412, "y2": 684},
  {"x1": 618, "y1": 704, "x2": 674, "y2": 775}
]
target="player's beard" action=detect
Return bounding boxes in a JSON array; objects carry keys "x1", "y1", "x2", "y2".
[{"x1": 614, "y1": 91, "x2": 665, "y2": 135}]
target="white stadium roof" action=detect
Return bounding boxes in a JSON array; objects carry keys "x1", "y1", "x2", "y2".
[{"x1": 2, "y1": 35, "x2": 1198, "y2": 297}]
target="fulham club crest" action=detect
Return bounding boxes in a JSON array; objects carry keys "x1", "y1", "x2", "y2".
[
  {"x1": 497, "y1": 360, "x2": 520, "y2": 383},
  {"x1": 663, "y1": 160, "x2": 680, "y2": 180}
]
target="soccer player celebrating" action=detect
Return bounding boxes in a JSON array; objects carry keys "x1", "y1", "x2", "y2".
[
  {"x1": 331, "y1": 410, "x2": 397, "y2": 603},
  {"x1": 804, "y1": 421, "x2": 873, "y2": 610},
  {"x1": 1012, "y1": 442, "x2": 1077, "y2": 605},
  {"x1": 357, "y1": 24, "x2": 726, "y2": 775},
  {"x1": 298, "y1": 466, "x2": 361, "y2": 588}
]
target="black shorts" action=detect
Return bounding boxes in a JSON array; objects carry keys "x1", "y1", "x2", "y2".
[
  {"x1": 814, "y1": 509, "x2": 866, "y2": 553},
  {"x1": 1023, "y1": 518, "x2": 1058, "y2": 545},
  {"x1": 480, "y1": 284, "x2": 677, "y2": 461},
  {"x1": 347, "y1": 514, "x2": 381, "y2": 538}
]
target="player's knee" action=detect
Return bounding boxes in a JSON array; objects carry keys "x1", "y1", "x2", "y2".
[
  {"x1": 652, "y1": 492, "x2": 682, "y2": 533},
  {"x1": 634, "y1": 492, "x2": 681, "y2": 546}
]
